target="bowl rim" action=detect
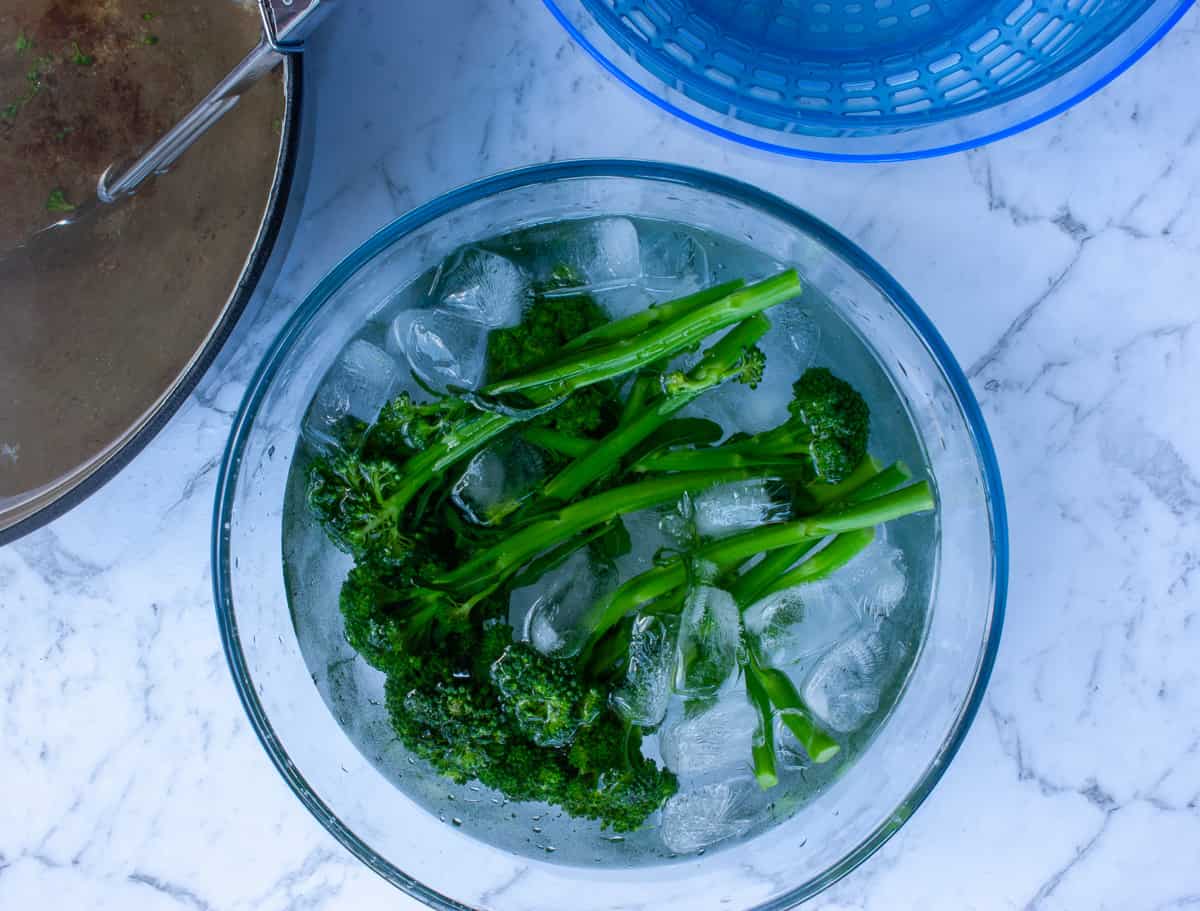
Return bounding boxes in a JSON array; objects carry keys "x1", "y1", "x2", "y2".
[
  {"x1": 540, "y1": 0, "x2": 1196, "y2": 163},
  {"x1": 212, "y1": 159, "x2": 1009, "y2": 910}
]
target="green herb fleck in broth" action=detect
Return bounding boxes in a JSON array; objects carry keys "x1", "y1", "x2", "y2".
[{"x1": 46, "y1": 188, "x2": 75, "y2": 212}]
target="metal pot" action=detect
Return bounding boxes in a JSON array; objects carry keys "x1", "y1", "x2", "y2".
[{"x1": 0, "y1": 4, "x2": 310, "y2": 542}]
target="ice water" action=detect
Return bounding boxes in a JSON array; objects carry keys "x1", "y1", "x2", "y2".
[{"x1": 282, "y1": 216, "x2": 937, "y2": 865}]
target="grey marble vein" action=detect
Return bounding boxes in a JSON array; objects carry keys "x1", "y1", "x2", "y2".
[{"x1": 129, "y1": 872, "x2": 214, "y2": 911}]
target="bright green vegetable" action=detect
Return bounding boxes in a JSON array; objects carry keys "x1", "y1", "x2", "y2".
[
  {"x1": 310, "y1": 273, "x2": 802, "y2": 550},
  {"x1": 479, "y1": 271, "x2": 800, "y2": 400},
  {"x1": 579, "y1": 481, "x2": 936, "y2": 647},
  {"x1": 635, "y1": 366, "x2": 870, "y2": 483},
  {"x1": 744, "y1": 655, "x2": 780, "y2": 788},
  {"x1": 488, "y1": 292, "x2": 619, "y2": 439},
  {"x1": 380, "y1": 613, "x2": 677, "y2": 830},
  {"x1": 490, "y1": 640, "x2": 605, "y2": 747},
  {"x1": 306, "y1": 268, "x2": 935, "y2": 831},
  {"x1": 538, "y1": 315, "x2": 768, "y2": 503}
]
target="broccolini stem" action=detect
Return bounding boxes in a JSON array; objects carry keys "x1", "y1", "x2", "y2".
[
  {"x1": 639, "y1": 588, "x2": 688, "y2": 618},
  {"x1": 582, "y1": 482, "x2": 935, "y2": 644},
  {"x1": 744, "y1": 463, "x2": 919, "y2": 600},
  {"x1": 521, "y1": 426, "x2": 594, "y2": 459},
  {"x1": 729, "y1": 457, "x2": 899, "y2": 606},
  {"x1": 619, "y1": 374, "x2": 658, "y2": 426},
  {"x1": 580, "y1": 617, "x2": 634, "y2": 680},
  {"x1": 744, "y1": 660, "x2": 780, "y2": 788},
  {"x1": 728, "y1": 540, "x2": 821, "y2": 608},
  {"x1": 793, "y1": 455, "x2": 882, "y2": 510},
  {"x1": 746, "y1": 652, "x2": 840, "y2": 763},
  {"x1": 541, "y1": 316, "x2": 771, "y2": 503},
  {"x1": 432, "y1": 466, "x2": 814, "y2": 594},
  {"x1": 508, "y1": 520, "x2": 623, "y2": 589},
  {"x1": 562, "y1": 279, "x2": 746, "y2": 354},
  {"x1": 481, "y1": 271, "x2": 802, "y2": 399},
  {"x1": 364, "y1": 410, "x2": 514, "y2": 535},
  {"x1": 729, "y1": 462, "x2": 912, "y2": 777},
  {"x1": 374, "y1": 275, "x2": 797, "y2": 521},
  {"x1": 761, "y1": 528, "x2": 876, "y2": 599},
  {"x1": 790, "y1": 477, "x2": 934, "y2": 534},
  {"x1": 636, "y1": 449, "x2": 799, "y2": 473},
  {"x1": 807, "y1": 458, "x2": 908, "y2": 509},
  {"x1": 635, "y1": 421, "x2": 813, "y2": 473}
]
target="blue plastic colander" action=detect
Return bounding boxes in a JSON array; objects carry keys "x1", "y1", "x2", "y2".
[{"x1": 544, "y1": 0, "x2": 1194, "y2": 160}]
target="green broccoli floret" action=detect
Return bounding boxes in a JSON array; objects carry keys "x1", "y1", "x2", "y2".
[
  {"x1": 380, "y1": 620, "x2": 675, "y2": 830},
  {"x1": 307, "y1": 393, "x2": 481, "y2": 566},
  {"x1": 384, "y1": 630, "x2": 512, "y2": 782},
  {"x1": 339, "y1": 562, "x2": 409, "y2": 670},
  {"x1": 490, "y1": 642, "x2": 605, "y2": 747},
  {"x1": 306, "y1": 451, "x2": 411, "y2": 565},
  {"x1": 487, "y1": 291, "x2": 609, "y2": 379},
  {"x1": 661, "y1": 341, "x2": 766, "y2": 396},
  {"x1": 563, "y1": 714, "x2": 678, "y2": 829},
  {"x1": 565, "y1": 710, "x2": 629, "y2": 773},
  {"x1": 788, "y1": 367, "x2": 870, "y2": 482},
  {"x1": 340, "y1": 560, "x2": 471, "y2": 655},
  {"x1": 563, "y1": 757, "x2": 678, "y2": 831},
  {"x1": 546, "y1": 385, "x2": 617, "y2": 438},
  {"x1": 488, "y1": 292, "x2": 619, "y2": 439},
  {"x1": 361, "y1": 392, "x2": 469, "y2": 460}
]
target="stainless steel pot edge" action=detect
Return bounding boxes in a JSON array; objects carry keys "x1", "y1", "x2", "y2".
[{"x1": 0, "y1": 55, "x2": 305, "y2": 546}]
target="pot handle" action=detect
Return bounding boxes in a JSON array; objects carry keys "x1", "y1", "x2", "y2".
[
  {"x1": 97, "y1": 0, "x2": 330, "y2": 202},
  {"x1": 260, "y1": 0, "x2": 331, "y2": 52}
]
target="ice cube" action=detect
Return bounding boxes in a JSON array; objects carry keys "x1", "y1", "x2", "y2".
[
  {"x1": 594, "y1": 284, "x2": 654, "y2": 322},
  {"x1": 781, "y1": 305, "x2": 821, "y2": 368},
  {"x1": 611, "y1": 509, "x2": 677, "y2": 579},
  {"x1": 674, "y1": 585, "x2": 741, "y2": 698},
  {"x1": 743, "y1": 579, "x2": 863, "y2": 668},
  {"x1": 660, "y1": 778, "x2": 766, "y2": 854},
  {"x1": 659, "y1": 688, "x2": 759, "y2": 777},
  {"x1": 835, "y1": 540, "x2": 908, "y2": 621},
  {"x1": 658, "y1": 495, "x2": 699, "y2": 551},
  {"x1": 386, "y1": 309, "x2": 488, "y2": 394},
  {"x1": 775, "y1": 717, "x2": 814, "y2": 771},
  {"x1": 692, "y1": 480, "x2": 791, "y2": 540},
  {"x1": 611, "y1": 614, "x2": 678, "y2": 727},
  {"x1": 802, "y1": 630, "x2": 889, "y2": 733},
  {"x1": 658, "y1": 496, "x2": 738, "y2": 563},
  {"x1": 451, "y1": 436, "x2": 546, "y2": 526},
  {"x1": 303, "y1": 339, "x2": 400, "y2": 451},
  {"x1": 533, "y1": 217, "x2": 641, "y2": 294},
  {"x1": 431, "y1": 246, "x2": 531, "y2": 329},
  {"x1": 511, "y1": 549, "x2": 617, "y2": 658},
  {"x1": 640, "y1": 226, "x2": 711, "y2": 296}
]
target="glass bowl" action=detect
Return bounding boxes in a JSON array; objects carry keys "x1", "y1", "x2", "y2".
[
  {"x1": 212, "y1": 160, "x2": 1007, "y2": 909},
  {"x1": 543, "y1": 0, "x2": 1194, "y2": 161}
]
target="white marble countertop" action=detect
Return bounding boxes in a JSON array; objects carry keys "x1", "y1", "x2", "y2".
[{"x1": 3, "y1": 2, "x2": 1199, "y2": 908}]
